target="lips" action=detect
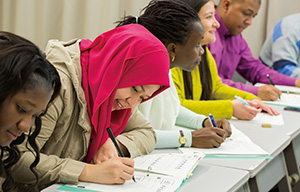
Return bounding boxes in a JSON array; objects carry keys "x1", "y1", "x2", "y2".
[{"x1": 7, "y1": 131, "x2": 18, "y2": 141}]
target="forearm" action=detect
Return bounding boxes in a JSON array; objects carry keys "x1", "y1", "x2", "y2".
[
  {"x1": 220, "y1": 78, "x2": 259, "y2": 95},
  {"x1": 117, "y1": 108, "x2": 156, "y2": 158},
  {"x1": 12, "y1": 151, "x2": 85, "y2": 189},
  {"x1": 175, "y1": 105, "x2": 206, "y2": 130}
]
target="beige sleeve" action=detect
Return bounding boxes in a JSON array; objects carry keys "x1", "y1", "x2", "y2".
[{"x1": 117, "y1": 107, "x2": 156, "y2": 158}]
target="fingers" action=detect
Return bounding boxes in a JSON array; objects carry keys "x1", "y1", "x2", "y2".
[
  {"x1": 258, "y1": 85, "x2": 281, "y2": 101},
  {"x1": 216, "y1": 119, "x2": 232, "y2": 137}
]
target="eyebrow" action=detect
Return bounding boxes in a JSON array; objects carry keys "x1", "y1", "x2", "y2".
[
  {"x1": 26, "y1": 100, "x2": 36, "y2": 108},
  {"x1": 26, "y1": 100, "x2": 46, "y2": 114},
  {"x1": 140, "y1": 85, "x2": 151, "y2": 98},
  {"x1": 245, "y1": 9, "x2": 254, "y2": 14}
]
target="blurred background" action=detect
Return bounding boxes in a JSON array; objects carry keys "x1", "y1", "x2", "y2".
[{"x1": 1, "y1": 0, "x2": 300, "y2": 58}]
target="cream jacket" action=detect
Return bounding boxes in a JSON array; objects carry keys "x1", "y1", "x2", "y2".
[{"x1": 6, "y1": 39, "x2": 156, "y2": 191}]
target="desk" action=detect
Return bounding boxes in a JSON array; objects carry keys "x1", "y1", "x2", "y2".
[
  {"x1": 201, "y1": 111, "x2": 292, "y2": 191},
  {"x1": 274, "y1": 105, "x2": 300, "y2": 191},
  {"x1": 177, "y1": 164, "x2": 249, "y2": 192}
]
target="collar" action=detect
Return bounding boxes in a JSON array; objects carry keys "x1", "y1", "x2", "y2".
[{"x1": 215, "y1": 8, "x2": 232, "y2": 38}]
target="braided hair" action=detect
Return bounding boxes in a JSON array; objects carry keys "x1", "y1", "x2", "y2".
[
  {"x1": 0, "y1": 31, "x2": 61, "y2": 191},
  {"x1": 116, "y1": 0, "x2": 200, "y2": 46}
]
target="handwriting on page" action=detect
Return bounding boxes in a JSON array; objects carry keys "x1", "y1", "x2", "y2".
[
  {"x1": 63, "y1": 172, "x2": 183, "y2": 192},
  {"x1": 179, "y1": 125, "x2": 268, "y2": 156},
  {"x1": 134, "y1": 153, "x2": 203, "y2": 177}
]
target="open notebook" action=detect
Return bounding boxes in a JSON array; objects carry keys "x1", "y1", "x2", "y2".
[
  {"x1": 231, "y1": 112, "x2": 284, "y2": 125},
  {"x1": 56, "y1": 152, "x2": 205, "y2": 192},
  {"x1": 179, "y1": 125, "x2": 270, "y2": 159},
  {"x1": 255, "y1": 83, "x2": 300, "y2": 108}
]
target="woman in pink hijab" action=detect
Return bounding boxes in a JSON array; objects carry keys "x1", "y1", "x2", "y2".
[{"x1": 80, "y1": 24, "x2": 170, "y2": 163}]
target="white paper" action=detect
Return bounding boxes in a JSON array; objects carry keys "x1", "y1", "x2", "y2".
[
  {"x1": 134, "y1": 152, "x2": 204, "y2": 180},
  {"x1": 64, "y1": 172, "x2": 183, "y2": 192},
  {"x1": 255, "y1": 83, "x2": 300, "y2": 94},
  {"x1": 263, "y1": 93, "x2": 300, "y2": 108},
  {"x1": 179, "y1": 125, "x2": 268, "y2": 156},
  {"x1": 61, "y1": 153, "x2": 205, "y2": 192},
  {"x1": 250, "y1": 113, "x2": 284, "y2": 125}
]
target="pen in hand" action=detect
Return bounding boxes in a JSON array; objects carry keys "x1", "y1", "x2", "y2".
[
  {"x1": 208, "y1": 113, "x2": 217, "y2": 127},
  {"x1": 106, "y1": 127, "x2": 136, "y2": 183},
  {"x1": 234, "y1": 95, "x2": 251, "y2": 107},
  {"x1": 209, "y1": 113, "x2": 222, "y2": 137},
  {"x1": 266, "y1": 74, "x2": 281, "y2": 99}
]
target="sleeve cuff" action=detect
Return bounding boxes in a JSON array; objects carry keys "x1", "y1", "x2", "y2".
[{"x1": 155, "y1": 129, "x2": 192, "y2": 148}]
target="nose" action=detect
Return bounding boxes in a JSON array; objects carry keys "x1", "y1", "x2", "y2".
[
  {"x1": 245, "y1": 17, "x2": 252, "y2": 26},
  {"x1": 213, "y1": 18, "x2": 220, "y2": 28},
  {"x1": 126, "y1": 94, "x2": 142, "y2": 109},
  {"x1": 199, "y1": 46, "x2": 205, "y2": 56},
  {"x1": 18, "y1": 115, "x2": 34, "y2": 132}
]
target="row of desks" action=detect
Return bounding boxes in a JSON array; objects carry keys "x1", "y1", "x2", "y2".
[{"x1": 178, "y1": 105, "x2": 300, "y2": 192}]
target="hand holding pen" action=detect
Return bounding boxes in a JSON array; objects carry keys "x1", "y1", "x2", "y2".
[
  {"x1": 266, "y1": 74, "x2": 281, "y2": 100},
  {"x1": 107, "y1": 127, "x2": 136, "y2": 183}
]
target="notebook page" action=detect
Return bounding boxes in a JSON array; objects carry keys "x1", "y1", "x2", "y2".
[
  {"x1": 134, "y1": 152, "x2": 204, "y2": 180},
  {"x1": 179, "y1": 125, "x2": 268, "y2": 156},
  {"x1": 263, "y1": 93, "x2": 300, "y2": 108},
  {"x1": 62, "y1": 172, "x2": 183, "y2": 192}
]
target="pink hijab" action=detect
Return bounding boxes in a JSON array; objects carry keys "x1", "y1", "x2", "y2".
[{"x1": 80, "y1": 24, "x2": 170, "y2": 162}]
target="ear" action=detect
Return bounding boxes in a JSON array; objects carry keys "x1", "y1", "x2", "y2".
[
  {"x1": 165, "y1": 42, "x2": 176, "y2": 60},
  {"x1": 222, "y1": 0, "x2": 231, "y2": 13}
]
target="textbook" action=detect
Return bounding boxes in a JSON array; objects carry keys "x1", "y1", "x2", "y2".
[
  {"x1": 179, "y1": 125, "x2": 270, "y2": 159},
  {"x1": 54, "y1": 152, "x2": 205, "y2": 192}
]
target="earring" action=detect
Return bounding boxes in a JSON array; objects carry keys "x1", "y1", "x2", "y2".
[{"x1": 171, "y1": 56, "x2": 175, "y2": 62}]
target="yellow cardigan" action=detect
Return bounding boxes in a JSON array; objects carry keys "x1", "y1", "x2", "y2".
[{"x1": 171, "y1": 48, "x2": 259, "y2": 119}]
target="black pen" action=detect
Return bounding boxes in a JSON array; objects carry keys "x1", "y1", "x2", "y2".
[
  {"x1": 266, "y1": 74, "x2": 281, "y2": 99},
  {"x1": 106, "y1": 127, "x2": 136, "y2": 183}
]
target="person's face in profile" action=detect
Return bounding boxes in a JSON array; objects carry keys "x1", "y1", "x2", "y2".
[
  {"x1": 112, "y1": 85, "x2": 160, "y2": 111},
  {"x1": 171, "y1": 21, "x2": 205, "y2": 72},
  {"x1": 198, "y1": 0, "x2": 220, "y2": 45},
  {"x1": 222, "y1": 0, "x2": 260, "y2": 36},
  {"x1": 0, "y1": 87, "x2": 51, "y2": 146}
]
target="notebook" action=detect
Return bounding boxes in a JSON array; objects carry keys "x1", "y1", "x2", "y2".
[
  {"x1": 179, "y1": 125, "x2": 270, "y2": 159},
  {"x1": 57, "y1": 152, "x2": 205, "y2": 192}
]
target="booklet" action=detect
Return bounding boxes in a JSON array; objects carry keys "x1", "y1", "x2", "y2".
[
  {"x1": 56, "y1": 152, "x2": 205, "y2": 192},
  {"x1": 179, "y1": 125, "x2": 270, "y2": 159}
]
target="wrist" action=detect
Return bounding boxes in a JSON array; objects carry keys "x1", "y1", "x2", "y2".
[
  {"x1": 202, "y1": 118, "x2": 210, "y2": 127},
  {"x1": 79, "y1": 163, "x2": 95, "y2": 183}
]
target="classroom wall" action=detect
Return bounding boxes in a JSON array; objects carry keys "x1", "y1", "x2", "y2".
[{"x1": 1, "y1": 0, "x2": 300, "y2": 56}]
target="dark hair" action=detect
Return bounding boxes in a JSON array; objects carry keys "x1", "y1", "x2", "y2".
[
  {"x1": 116, "y1": 0, "x2": 200, "y2": 46},
  {"x1": 0, "y1": 31, "x2": 61, "y2": 191},
  {"x1": 178, "y1": 0, "x2": 213, "y2": 100}
]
